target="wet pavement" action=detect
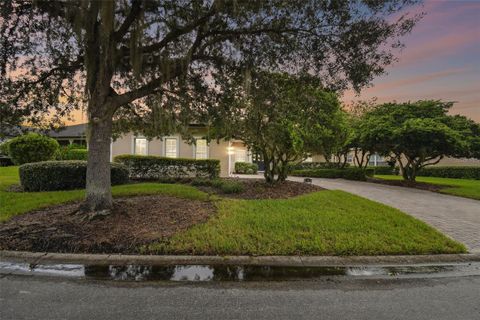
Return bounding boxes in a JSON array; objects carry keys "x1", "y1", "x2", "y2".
[
  {"x1": 1, "y1": 272, "x2": 479, "y2": 320},
  {"x1": 2, "y1": 261, "x2": 480, "y2": 282}
]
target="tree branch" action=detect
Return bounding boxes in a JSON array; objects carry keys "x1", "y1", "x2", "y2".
[{"x1": 113, "y1": 0, "x2": 142, "y2": 42}]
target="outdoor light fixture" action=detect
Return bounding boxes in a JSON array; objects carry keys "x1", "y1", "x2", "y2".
[
  {"x1": 227, "y1": 146, "x2": 235, "y2": 155},
  {"x1": 304, "y1": 178, "x2": 312, "y2": 184}
]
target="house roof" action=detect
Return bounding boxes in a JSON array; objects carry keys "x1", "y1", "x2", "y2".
[{"x1": 48, "y1": 123, "x2": 87, "y2": 138}]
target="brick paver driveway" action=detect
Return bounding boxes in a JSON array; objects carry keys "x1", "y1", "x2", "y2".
[{"x1": 287, "y1": 177, "x2": 480, "y2": 253}]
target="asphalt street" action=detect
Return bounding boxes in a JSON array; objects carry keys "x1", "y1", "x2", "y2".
[{"x1": 1, "y1": 274, "x2": 479, "y2": 320}]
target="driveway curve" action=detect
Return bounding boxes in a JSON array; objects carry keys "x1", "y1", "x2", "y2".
[{"x1": 287, "y1": 177, "x2": 480, "y2": 253}]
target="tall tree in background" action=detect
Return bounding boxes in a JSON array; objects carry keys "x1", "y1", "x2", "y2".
[{"x1": 0, "y1": 0, "x2": 421, "y2": 212}]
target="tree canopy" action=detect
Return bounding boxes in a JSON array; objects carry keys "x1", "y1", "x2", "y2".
[
  {"x1": 0, "y1": 0, "x2": 421, "y2": 211},
  {"x1": 213, "y1": 71, "x2": 344, "y2": 183},
  {"x1": 359, "y1": 100, "x2": 479, "y2": 181}
]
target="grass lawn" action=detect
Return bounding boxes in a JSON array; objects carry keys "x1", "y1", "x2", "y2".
[
  {"x1": 375, "y1": 175, "x2": 480, "y2": 200},
  {"x1": 147, "y1": 191, "x2": 465, "y2": 255},
  {"x1": 0, "y1": 166, "x2": 208, "y2": 222},
  {"x1": 1, "y1": 166, "x2": 466, "y2": 255}
]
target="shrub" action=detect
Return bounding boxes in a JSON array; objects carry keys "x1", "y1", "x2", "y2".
[
  {"x1": 291, "y1": 162, "x2": 350, "y2": 170},
  {"x1": 190, "y1": 178, "x2": 244, "y2": 194},
  {"x1": 19, "y1": 160, "x2": 129, "y2": 191},
  {"x1": 57, "y1": 148, "x2": 88, "y2": 160},
  {"x1": 7, "y1": 133, "x2": 59, "y2": 165},
  {"x1": 235, "y1": 162, "x2": 258, "y2": 174},
  {"x1": 417, "y1": 166, "x2": 480, "y2": 180},
  {"x1": 114, "y1": 154, "x2": 220, "y2": 179},
  {"x1": 219, "y1": 180, "x2": 244, "y2": 194},
  {"x1": 370, "y1": 166, "x2": 395, "y2": 175},
  {"x1": 290, "y1": 168, "x2": 372, "y2": 181}
]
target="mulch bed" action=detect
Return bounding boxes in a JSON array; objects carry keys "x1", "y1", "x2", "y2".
[
  {"x1": 0, "y1": 195, "x2": 215, "y2": 254},
  {"x1": 367, "y1": 177, "x2": 446, "y2": 192},
  {"x1": 204, "y1": 178, "x2": 325, "y2": 200}
]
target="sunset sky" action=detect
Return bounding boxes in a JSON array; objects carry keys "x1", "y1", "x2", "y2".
[
  {"x1": 344, "y1": 0, "x2": 480, "y2": 121},
  {"x1": 70, "y1": 0, "x2": 480, "y2": 124}
]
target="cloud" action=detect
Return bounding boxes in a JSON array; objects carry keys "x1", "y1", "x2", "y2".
[{"x1": 370, "y1": 68, "x2": 469, "y2": 91}]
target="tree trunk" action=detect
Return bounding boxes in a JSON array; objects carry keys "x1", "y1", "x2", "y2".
[
  {"x1": 263, "y1": 152, "x2": 277, "y2": 184},
  {"x1": 85, "y1": 114, "x2": 113, "y2": 212}
]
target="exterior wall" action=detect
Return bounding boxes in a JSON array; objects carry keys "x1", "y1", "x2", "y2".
[
  {"x1": 111, "y1": 131, "x2": 250, "y2": 177},
  {"x1": 436, "y1": 157, "x2": 480, "y2": 167}
]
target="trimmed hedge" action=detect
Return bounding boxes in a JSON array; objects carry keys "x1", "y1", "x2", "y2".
[
  {"x1": 114, "y1": 154, "x2": 220, "y2": 180},
  {"x1": 291, "y1": 162, "x2": 350, "y2": 170},
  {"x1": 57, "y1": 148, "x2": 88, "y2": 160},
  {"x1": 291, "y1": 168, "x2": 374, "y2": 181},
  {"x1": 7, "y1": 133, "x2": 59, "y2": 165},
  {"x1": 417, "y1": 166, "x2": 480, "y2": 180},
  {"x1": 370, "y1": 166, "x2": 396, "y2": 175},
  {"x1": 235, "y1": 162, "x2": 258, "y2": 174},
  {"x1": 19, "y1": 160, "x2": 129, "y2": 191}
]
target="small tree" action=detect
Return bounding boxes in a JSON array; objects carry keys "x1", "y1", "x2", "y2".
[
  {"x1": 7, "y1": 133, "x2": 59, "y2": 165},
  {"x1": 218, "y1": 72, "x2": 344, "y2": 183},
  {"x1": 361, "y1": 101, "x2": 477, "y2": 181}
]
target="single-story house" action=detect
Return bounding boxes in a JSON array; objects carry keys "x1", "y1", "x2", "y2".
[
  {"x1": 110, "y1": 130, "x2": 251, "y2": 177},
  {"x1": 47, "y1": 123, "x2": 87, "y2": 146},
  {"x1": 48, "y1": 124, "x2": 480, "y2": 177}
]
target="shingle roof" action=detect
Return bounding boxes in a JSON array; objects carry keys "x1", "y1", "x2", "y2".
[{"x1": 47, "y1": 123, "x2": 87, "y2": 138}]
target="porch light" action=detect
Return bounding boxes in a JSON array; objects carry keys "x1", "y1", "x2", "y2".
[{"x1": 227, "y1": 146, "x2": 235, "y2": 155}]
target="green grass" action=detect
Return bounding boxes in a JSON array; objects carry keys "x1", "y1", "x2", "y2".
[
  {"x1": 146, "y1": 190, "x2": 466, "y2": 255},
  {"x1": 375, "y1": 175, "x2": 480, "y2": 200},
  {"x1": 1, "y1": 166, "x2": 466, "y2": 255},
  {"x1": 0, "y1": 166, "x2": 208, "y2": 222}
]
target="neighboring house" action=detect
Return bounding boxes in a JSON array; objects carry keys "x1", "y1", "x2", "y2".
[
  {"x1": 47, "y1": 123, "x2": 87, "y2": 146},
  {"x1": 0, "y1": 124, "x2": 24, "y2": 144}
]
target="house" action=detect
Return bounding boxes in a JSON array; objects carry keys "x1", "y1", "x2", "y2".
[
  {"x1": 49, "y1": 124, "x2": 479, "y2": 177},
  {"x1": 110, "y1": 129, "x2": 252, "y2": 177},
  {"x1": 47, "y1": 123, "x2": 87, "y2": 146}
]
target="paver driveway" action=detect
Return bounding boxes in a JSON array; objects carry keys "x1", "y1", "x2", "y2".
[{"x1": 287, "y1": 177, "x2": 480, "y2": 253}]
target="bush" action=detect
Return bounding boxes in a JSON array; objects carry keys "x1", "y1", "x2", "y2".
[
  {"x1": 369, "y1": 166, "x2": 395, "y2": 175},
  {"x1": 219, "y1": 180, "x2": 244, "y2": 194},
  {"x1": 7, "y1": 133, "x2": 59, "y2": 165},
  {"x1": 57, "y1": 148, "x2": 88, "y2": 160},
  {"x1": 235, "y1": 162, "x2": 258, "y2": 174},
  {"x1": 291, "y1": 162, "x2": 350, "y2": 170},
  {"x1": 417, "y1": 166, "x2": 480, "y2": 180},
  {"x1": 191, "y1": 178, "x2": 244, "y2": 194},
  {"x1": 114, "y1": 154, "x2": 220, "y2": 180},
  {"x1": 19, "y1": 160, "x2": 129, "y2": 191},
  {"x1": 290, "y1": 168, "x2": 373, "y2": 181}
]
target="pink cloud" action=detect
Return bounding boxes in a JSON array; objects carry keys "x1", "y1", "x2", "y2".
[{"x1": 396, "y1": 32, "x2": 478, "y2": 66}]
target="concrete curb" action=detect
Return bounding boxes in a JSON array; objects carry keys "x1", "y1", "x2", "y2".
[{"x1": 2, "y1": 250, "x2": 480, "y2": 267}]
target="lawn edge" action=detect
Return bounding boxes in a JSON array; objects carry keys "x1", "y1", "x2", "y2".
[{"x1": 2, "y1": 250, "x2": 480, "y2": 267}]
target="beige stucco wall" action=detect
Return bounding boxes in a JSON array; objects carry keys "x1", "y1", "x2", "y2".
[{"x1": 111, "y1": 132, "x2": 249, "y2": 177}]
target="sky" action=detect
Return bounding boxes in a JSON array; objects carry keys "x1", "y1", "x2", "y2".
[
  {"x1": 343, "y1": 0, "x2": 480, "y2": 121},
  {"x1": 69, "y1": 0, "x2": 480, "y2": 124}
]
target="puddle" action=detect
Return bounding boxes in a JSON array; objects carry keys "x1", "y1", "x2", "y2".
[{"x1": 1, "y1": 261, "x2": 480, "y2": 282}]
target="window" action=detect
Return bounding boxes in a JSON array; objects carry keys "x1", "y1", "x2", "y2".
[
  {"x1": 195, "y1": 139, "x2": 208, "y2": 159},
  {"x1": 347, "y1": 154, "x2": 353, "y2": 163},
  {"x1": 134, "y1": 138, "x2": 147, "y2": 155},
  {"x1": 164, "y1": 138, "x2": 178, "y2": 158},
  {"x1": 234, "y1": 149, "x2": 247, "y2": 163}
]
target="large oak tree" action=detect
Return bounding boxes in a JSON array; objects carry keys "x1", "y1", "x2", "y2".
[{"x1": 0, "y1": 0, "x2": 421, "y2": 212}]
